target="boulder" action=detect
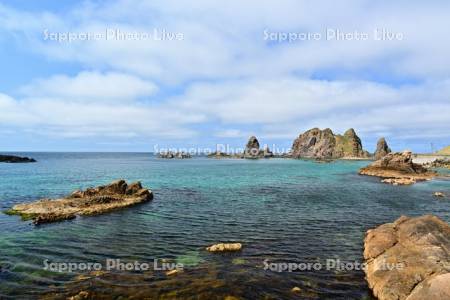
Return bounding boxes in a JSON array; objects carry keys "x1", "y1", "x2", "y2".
[
  {"x1": 359, "y1": 151, "x2": 436, "y2": 184},
  {"x1": 0, "y1": 154, "x2": 36, "y2": 163},
  {"x1": 8, "y1": 180, "x2": 153, "y2": 225},
  {"x1": 374, "y1": 138, "x2": 392, "y2": 160},
  {"x1": 364, "y1": 215, "x2": 450, "y2": 300},
  {"x1": 291, "y1": 128, "x2": 369, "y2": 159}
]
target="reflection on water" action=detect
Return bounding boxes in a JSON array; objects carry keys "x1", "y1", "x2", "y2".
[{"x1": 0, "y1": 153, "x2": 449, "y2": 299}]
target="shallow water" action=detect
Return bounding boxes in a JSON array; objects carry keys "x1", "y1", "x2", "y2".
[{"x1": 0, "y1": 153, "x2": 449, "y2": 299}]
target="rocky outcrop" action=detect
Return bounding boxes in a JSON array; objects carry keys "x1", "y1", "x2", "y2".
[
  {"x1": 0, "y1": 154, "x2": 36, "y2": 163},
  {"x1": 359, "y1": 151, "x2": 436, "y2": 184},
  {"x1": 374, "y1": 138, "x2": 391, "y2": 160},
  {"x1": 206, "y1": 243, "x2": 242, "y2": 252},
  {"x1": 291, "y1": 128, "x2": 369, "y2": 159},
  {"x1": 7, "y1": 180, "x2": 152, "y2": 225},
  {"x1": 158, "y1": 151, "x2": 191, "y2": 159},
  {"x1": 208, "y1": 136, "x2": 274, "y2": 159},
  {"x1": 364, "y1": 215, "x2": 450, "y2": 300}
]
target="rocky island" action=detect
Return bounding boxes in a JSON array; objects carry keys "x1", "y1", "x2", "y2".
[
  {"x1": 364, "y1": 215, "x2": 450, "y2": 300},
  {"x1": 0, "y1": 154, "x2": 36, "y2": 163},
  {"x1": 5, "y1": 180, "x2": 152, "y2": 225},
  {"x1": 290, "y1": 128, "x2": 370, "y2": 159},
  {"x1": 359, "y1": 151, "x2": 436, "y2": 185}
]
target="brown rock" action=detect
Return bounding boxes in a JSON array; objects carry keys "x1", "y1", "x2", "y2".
[
  {"x1": 374, "y1": 137, "x2": 391, "y2": 160},
  {"x1": 364, "y1": 215, "x2": 450, "y2": 300}
]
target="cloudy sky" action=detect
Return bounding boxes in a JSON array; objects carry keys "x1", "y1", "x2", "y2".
[{"x1": 0, "y1": 0, "x2": 449, "y2": 152}]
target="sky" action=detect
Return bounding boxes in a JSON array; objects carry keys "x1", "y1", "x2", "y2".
[{"x1": 0, "y1": 0, "x2": 449, "y2": 153}]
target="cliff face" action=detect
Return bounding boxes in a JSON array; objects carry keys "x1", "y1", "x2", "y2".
[
  {"x1": 291, "y1": 128, "x2": 368, "y2": 159},
  {"x1": 374, "y1": 137, "x2": 391, "y2": 160}
]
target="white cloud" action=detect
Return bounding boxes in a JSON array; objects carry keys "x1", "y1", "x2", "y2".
[{"x1": 20, "y1": 71, "x2": 157, "y2": 101}]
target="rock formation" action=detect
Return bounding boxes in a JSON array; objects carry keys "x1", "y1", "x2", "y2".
[
  {"x1": 7, "y1": 180, "x2": 153, "y2": 225},
  {"x1": 158, "y1": 151, "x2": 191, "y2": 159},
  {"x1": 374, "y1": 137, "x2": 391, "y2": 160},
  {"x1": 0, "y1": 154, "x2": 36, "y2": 163},
  {"x1": 359, "y1": 151, "x2": 436, "y2": 185},
  {"x1": 364, "y1": 215, "x2": 450, "y2": 300},
  {"x1": 291, "y1": 128, "x2": 369, "y2": 159}
]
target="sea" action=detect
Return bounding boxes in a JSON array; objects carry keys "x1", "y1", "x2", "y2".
[{"x1": 0, "y1": 153, "x2": 449, "y2": 299}]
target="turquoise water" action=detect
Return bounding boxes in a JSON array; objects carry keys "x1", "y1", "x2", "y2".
[{"x1": 0, "y1": 153, "x2": 449, "y2": 299}]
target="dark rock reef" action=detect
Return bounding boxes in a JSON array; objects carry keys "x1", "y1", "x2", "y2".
[
  {"x1": 374, "y1": 137, "x2": 391, "y2": 160},
  {"x1": 158, "y1": 151, "x2": 192, "y2": 159},
  {"x1": 364, "y1": 215, "x2": 450, "y2": 300},
  {"x1": 0, "y1": 154, "x2": 36, "y2": 163},
  {"x1": 359, "y1": 151, "x2": 436, "y2": 185},
  {"x1": 6, "y1": 180, "x2": 152, "y2": 225},
  {"x1": 290, "y1": 128, "x2": 369, "y2": 159}
]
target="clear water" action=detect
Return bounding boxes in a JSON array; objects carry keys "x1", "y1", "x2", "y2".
[{"x1": 0, "y1": 153, "x2": 449, "y2": 299}]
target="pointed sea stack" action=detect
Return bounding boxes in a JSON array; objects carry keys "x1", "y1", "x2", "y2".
[
  {"x1": 244, "y1": 136, "x2": 261, "y2": 159},
  {"x1": 374, "y1": 137, "x2": 391, "y2": 160}
]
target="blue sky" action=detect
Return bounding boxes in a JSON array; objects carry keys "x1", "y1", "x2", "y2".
[{"x1": 0, "y1": 0, "x2": 449, "y2": 153}]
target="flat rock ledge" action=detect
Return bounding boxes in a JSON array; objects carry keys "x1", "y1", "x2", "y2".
[
  {"x1": 359, "y1": 151, "x2": 436, "y2": 185},
  {"x1": 206, "y1": 243, "x2": 242, "y2": 252},
  {"x1": 364, "y1": 215, "x2": 450, "y2": 300},
  {"x1": 7, "y1": 180, "x2": 152, "y2": 225}
]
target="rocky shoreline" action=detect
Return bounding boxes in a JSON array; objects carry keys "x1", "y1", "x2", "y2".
[{"x1": 6, "y1": 180, "x2": 153, "y2": 225}]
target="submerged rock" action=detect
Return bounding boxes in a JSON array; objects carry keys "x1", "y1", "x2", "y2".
[
  {"x1": 0, "y1": 154, "x2": 36, "y2": 163},
  {"x1": 433, "y1": 192, "x2": 445, "y2": 198},
  {"x1": 291, "y1": 128, "x2": 369, "y2": 159},
  {"x1": 374, "y1": 137, "x2": 391, "y2": 160},
  {"x1": 364, "y1": 215, "x2": 450, "y2": 300},
  {"x1": 206, "y1": 243, "x2": 242, "y2": 252},
  {"x1": 8, "y1": 180, "x2": 153, "y2": 225},
  {"x1": 359, "y1": 151, "x2": 436, "y2": 184}
]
